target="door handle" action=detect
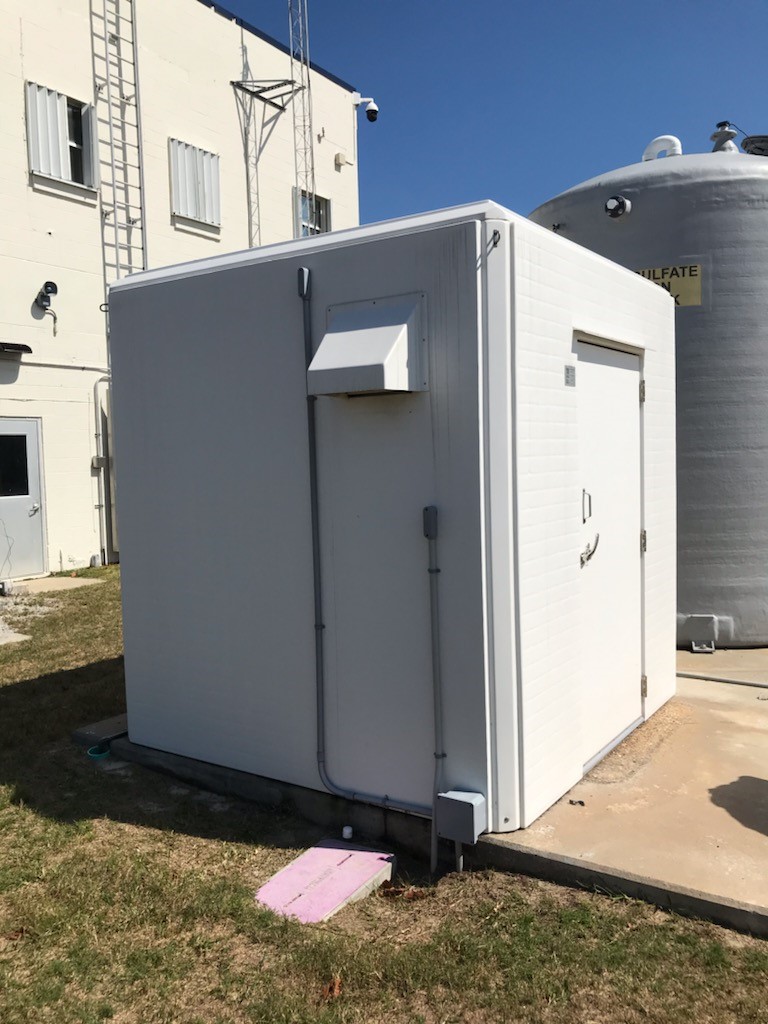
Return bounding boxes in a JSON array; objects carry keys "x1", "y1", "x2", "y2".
[
  {"x1": 582, "y1": 489, "x2": 592, "y2": 523},
  {"x1": 580, "y1": 533, "x2": 600, "y2": 567},
  {"x1": 29, "y1": 503, "x2": 40, "y2": 516}
]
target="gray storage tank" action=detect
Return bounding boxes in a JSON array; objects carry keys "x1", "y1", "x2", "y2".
[{"x1": 530, "y1": 126, "x2": 768, "y2": 648}]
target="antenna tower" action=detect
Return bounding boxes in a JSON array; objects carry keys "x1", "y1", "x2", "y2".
[{"x1": 288, "y1": 0, "x2": 316, "y2": 237}]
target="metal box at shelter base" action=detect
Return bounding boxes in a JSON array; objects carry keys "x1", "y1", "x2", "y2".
[
  {"x1": 109, "y1": 201, "x2": 677, "y2": 836},
  {"x1": 436, "y1": 791, "x2": 487, "y2": 845}
]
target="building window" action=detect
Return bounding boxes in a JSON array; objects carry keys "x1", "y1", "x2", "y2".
[
  {"x1": 25, "y1": 82, "x2": 97, "y2": 187},
  {"x1": 296, "y1": 190, "x2": 331, "y2": 236},
  {"x1": 0, "y1": 436, "x2": 29, "y2": 497},
  {"x1": 169, "y1": 139, "x2": 221, "y2": 226}
]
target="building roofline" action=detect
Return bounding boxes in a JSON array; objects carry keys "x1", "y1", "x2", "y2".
[
  {"x1": 110, "y1": 201, "x2": 515, "y2": 292},
  {"x1": 196, "y1": 0, "x2": 357, "y2": 93}
]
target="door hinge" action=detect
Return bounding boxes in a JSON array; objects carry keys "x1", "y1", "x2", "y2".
[
  {"x1": 640, "y1": 529, "x2": 647, "y2": 554},
  {"x1": 639, "y1": 379, "x2": 646, "y2": 403},
  {"x1": 641, "y1": 674, "x2": 648, "y2": 698}
]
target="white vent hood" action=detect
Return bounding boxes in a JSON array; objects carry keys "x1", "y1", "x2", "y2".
[{"x1": 307, "y1": 297, "x2": 426, "y2": 396}]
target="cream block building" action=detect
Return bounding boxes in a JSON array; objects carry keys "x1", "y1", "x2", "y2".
[{"x1": 0, "y1": 0, "x2": 360, "y2": 578}]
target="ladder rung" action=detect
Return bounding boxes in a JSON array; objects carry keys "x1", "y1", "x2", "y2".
[
  {"x1": 94, "y1": 76, "x2": 137, "y2": 98},
  {"x1": 110, "y1": 223, "x2": 144, "y2": 235},
  {"x1": 95, "y1": 9, "x2": 135, "y2": 25},
  {"x1": 92, "y1": 30, "x2": 134, "y2": 43},
  {"x1": 92, "y1": 29, "x2": 137, "y2": 47},
  {"x1": 98, "y1": 99, "x2": 138, "y2": 114},
  {"x1": 103, "y1": 213, "x2": 144, "y2": 225},
  {"x1": 109, "y1": 241, "x2": 145, "y2": 253},
  {"x1": 99, "y1": 157, "x2": 141, "y2": 171},
  {"x1": 96, "y1": 130, "x2": 140, "y2": 146},
  {"x1": 105, "y1": 53, "x2": 136, "y2": 68},
  {"x1": 101, "y1": 183, "x2": 142, "y2": 193},
  {"x1": 101, "y1": 182, "x2": 142, "y2": 191},
  {"x1": 93, "y1": 43, "x2": 137, "y2": 57},
  {"x1": 101, "y1": 97, "x2": 137, "y2": 110},
  {"x1": 103, "y1": 199, "x2": 141, "y2": 212},
  {"x1": 100, "y1": 68, "x2": 137, "y2": 85},
  {"x1": 97, "y1": 115, "x2": 139, "y2": 130},
  {"x1": 97, "y1": 129, "x2": 140, "y2": 148}
]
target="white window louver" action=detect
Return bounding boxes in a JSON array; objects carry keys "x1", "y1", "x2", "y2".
[
  {"x1": 169, "y1": 139, "x2": 221, "y2": 226},
  {"x1": 25, "y1": 82, "x2": 97, "y2": 187}
]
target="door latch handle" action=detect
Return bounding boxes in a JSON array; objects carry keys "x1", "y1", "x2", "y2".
[
  {"x1": 580, "y1": 533, "x2": 600, "y2": 567},
  {"x1": 29, "y1": 503, "x2": 40, "y2": 516},
  {"x1": 582, "y1": 489, "x2": 592, "y2": 523}
]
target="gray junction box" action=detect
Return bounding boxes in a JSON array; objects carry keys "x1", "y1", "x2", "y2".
[
  {"x1": 436, "y1": 791, "x2": 487, "y2": 845},
  {"x1": 108, "y1": 202, "x2": 677, "y2": 836}
]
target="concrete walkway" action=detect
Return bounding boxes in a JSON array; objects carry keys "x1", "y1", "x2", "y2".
[
  {"x1": 10, "y1": 575, "x2": 102, "y2": 595},
  {"x1": 487, "y1": 670, "x2": 768, "y2": 919}
]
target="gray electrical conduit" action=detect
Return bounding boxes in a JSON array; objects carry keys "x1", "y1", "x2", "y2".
[
  {"x1": 423, "y1": 506, "x2": 447, "y2": 874},
  {"x1": 677, "y1": 671, "x2": 768, "y2": 690},
  {"x1": 298, "y1": 267, "x2": 432, "y2": 821}
]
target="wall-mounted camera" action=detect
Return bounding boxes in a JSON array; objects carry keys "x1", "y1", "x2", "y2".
[
  {"x1": 35, "y1": 281, "x2": 58, "y2": 310},
  {"x1": 352, "y1": 93, "x2": 379, "y2": 124}
]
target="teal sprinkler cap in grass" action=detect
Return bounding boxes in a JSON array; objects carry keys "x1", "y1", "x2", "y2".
[{"x1": 87, "y1": 744, "x2": 110, "y2": 760}]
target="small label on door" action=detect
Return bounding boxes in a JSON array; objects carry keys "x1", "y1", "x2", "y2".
[{"x1": 564, "y1": 365, "x2": 576, "y2": 387}]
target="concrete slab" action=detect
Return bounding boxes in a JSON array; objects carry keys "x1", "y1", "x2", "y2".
[
  {"x1": 10, "y1": 576, "x2": 102, "y2": 596},
  {"x1": 256, "y1": 838, "x2": 395, "y2": 923},
  {"x1": 488, "y1": 675, "x2": 768, "y2": 918},
  {"x1": 678, "y1": 646, "x2": 768, "y2": 686},
  {"x1": 98, "y1": 671, "x2": 768, "y2": 935}
]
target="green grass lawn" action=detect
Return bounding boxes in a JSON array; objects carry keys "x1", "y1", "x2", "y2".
[{"x1": 0, "y1": 567, "x2": 766, "y2": 1023}]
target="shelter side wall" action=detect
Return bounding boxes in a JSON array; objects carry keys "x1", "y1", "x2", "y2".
[
  {"x1": 109, "y1": 263, "x2": 320, "y2": 788},
  {"x1": 512, "y1": 221, "x2": 676, "y2": 827},
  {"x1": 110, "y1": 221, "x2": 490, "y2": 802}
]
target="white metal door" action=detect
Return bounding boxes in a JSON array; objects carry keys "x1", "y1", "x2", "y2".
[
  {"x1": 0, "y1": 419, "x2": 45, "y2": 580},
  {"x1": 577, "y1": 344, "x2": 642, "y2": 767}
]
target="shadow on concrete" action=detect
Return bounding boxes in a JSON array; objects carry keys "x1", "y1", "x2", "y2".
[
  {"x1": 0, "y1": 658, "x2": 321, "y2": 852},
  {"x1": 709, "y1": 776, "x2": 768, "y2": 837}
]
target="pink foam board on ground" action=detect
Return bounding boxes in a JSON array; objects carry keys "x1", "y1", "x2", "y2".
[{"x1": 256, "y1": 838, "x2": 395, "y2": 923}]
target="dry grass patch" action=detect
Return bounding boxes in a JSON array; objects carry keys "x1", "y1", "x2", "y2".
[{"x1": 0, "y1": 567, "x2": 766, "y2": 1023}]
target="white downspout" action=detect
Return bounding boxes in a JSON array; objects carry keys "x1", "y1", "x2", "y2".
[{"x1": 93, "y1": 375, "x2": 111, "y2": 565}]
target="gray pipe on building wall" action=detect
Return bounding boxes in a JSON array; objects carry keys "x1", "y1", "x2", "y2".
[{"x1": 530, "y1": 132, "x2": 768, "y2": 647}]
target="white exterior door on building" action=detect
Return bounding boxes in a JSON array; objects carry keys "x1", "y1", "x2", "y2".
[
  {"x1": 577, "y1": 343, "x2": 643, "y2": 768},
  {"x1": 0, "y1": 419, "x2": 45, "y2": 580}
]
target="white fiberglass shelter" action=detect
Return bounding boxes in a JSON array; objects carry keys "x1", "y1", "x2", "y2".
[{"x1": 109, "y1": 201, "x2": 676, "y2": 834}]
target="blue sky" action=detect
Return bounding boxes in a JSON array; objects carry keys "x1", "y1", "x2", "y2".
[{"x1": 221, "y1": 0, "x2": 768, "y2": 224}]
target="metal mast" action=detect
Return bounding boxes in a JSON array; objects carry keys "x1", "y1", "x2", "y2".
[
  {"x1": 232, "y1": 75, "x2": 301, "y2": 248},
  {"x1": 288, "y1": 0, "x2": 316, "y2": 237}
]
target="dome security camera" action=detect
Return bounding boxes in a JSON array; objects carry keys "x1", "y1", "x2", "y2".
[
  {"x1": 605, "y1": 195, "x2": 632, "y2": 219},
  {"x1": 365, "y1": 100, "x2": 378, "y2": 123}
]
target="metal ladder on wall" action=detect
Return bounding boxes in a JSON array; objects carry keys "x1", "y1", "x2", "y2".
[{"x1": 90, "y1": 0, "x2": 147, "y2": 289}]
